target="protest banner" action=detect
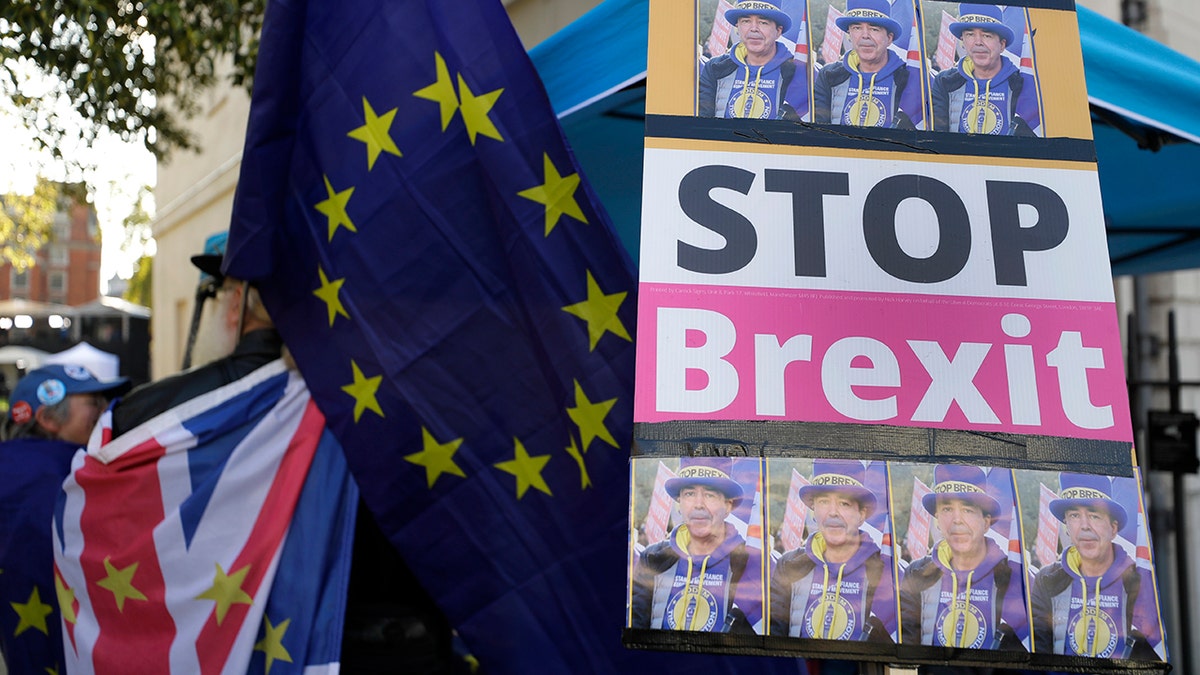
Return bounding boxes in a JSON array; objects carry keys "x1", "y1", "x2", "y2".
[
  {"x1": 907, "y1": 475, "x2": 932, "y2": 560},
  {"x1": 627, "y1": 0, "x2": 1168, "y2": 669},
  {"x1": 1036, "y1": 481, "x2": 1060, "y2": 566},
  {"x1": 643, "y1": 461, "x2": 679, "y2": 544},
  {"x1": 778, "y1": 468, "x2": 810, "y2": 552}
]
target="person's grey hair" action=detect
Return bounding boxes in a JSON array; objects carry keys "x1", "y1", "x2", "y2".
[
  {"x1": 244, "y1": 283, "x2": 272, "y2": 326},
  {"x1": 0, "y1": 398, "x2": 70, "y2": 441}
]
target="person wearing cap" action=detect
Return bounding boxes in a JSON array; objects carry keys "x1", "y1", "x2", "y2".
[
  {"x1": 1, "y1": 365, "x2": 130, "y2": 445},
  {"x1": 630, "y1": 457, "x2": 754, "y2": 632},
  {"x1": 0, "y1": 365, "x2": 129, "y2": 672},
  {"x1": 769, "y1": 459, "x2": 895, "y2": 643},
  {"x1": 930, "y1": 3, "x2": 1034, "y2": 136},
  {"x1": 699, "y1": 1, "x2": 802, "y2": 120},
  {"x1": 899, "y1": 465, "x2": 1029, "y2": 650},
  {"x1": 1029, "y1": 472, "x2": 1163, "y2": 659},
  {"x1": 813, "y1": 0, "x2": 915, "y2": 129}
]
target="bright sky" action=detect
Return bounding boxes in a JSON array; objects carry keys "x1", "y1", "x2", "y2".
[{"x1": 0, "y1": 67, "x2": 157, "y2": 294}]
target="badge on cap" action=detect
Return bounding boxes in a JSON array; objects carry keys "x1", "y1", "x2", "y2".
[
  {"x1": 37, "y1": 378, "x2": 67, "y2": 406},
  {"x1": 11, "y1": 401, "x2": 32, "y2": 424},
  {"x1": 63, "y1": 365, "x2": 91, "y2": 381}
]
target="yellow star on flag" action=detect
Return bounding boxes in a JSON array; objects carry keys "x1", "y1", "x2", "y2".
[
  {"x1": 562, "y1": 270, "x2": 631, "y2": 351},
  {"x1": 46, "y1": 666, "x2": 60, "y2": 675},
  {"x1": 413, "y1": 52, "x2": 459, "y2": 130},
  {"x1": 96, "y1": 557, "x2": 147, "y2": 612},
  {"x1": 54, "y1": 572, "x2": 77, "y2": 625},
  {"x1": 254, "y1": 615, "x2": 294, "y2": 674},
  {"x1": 405, "y1": 427, "x2": 466, "y2": 488},
  {"x1": 11, "y1": 587, "x2": 53, "y2": 637},
  {"x1": 347, "y1": 97, "x2": 402, "y2": 170},
  {"x1": 195, "y1": 562, "x2": 253, "y2": 625},
  {"x1": 313, "y1": 266, "x2": 350, "y2": 326},
  {"x1": 567, "y1": 380, "x2": 618, "y2": 451},
  {"x1": 495, "y1": 438, "x2": 552, "y2": 499},
  {"x1": 315, "y1": 175, "x2": 356, "y2": 242},
  {"x1": 456, "y1": 74, "x2": 503, "y2": 145},
  {"x1": 517, "y1": 153, "x2": 588, "y2": 236},
  {"x1": 563, "y1": 437, "x2": 592, "y2": 490},
  {"x1": 342, "y1": 360, "x2": 384, "y2": 422}
]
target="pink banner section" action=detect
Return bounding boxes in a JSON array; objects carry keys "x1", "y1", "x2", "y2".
[{"x1": 634, "y1": 284, "x2": 1132, "y2": 442}]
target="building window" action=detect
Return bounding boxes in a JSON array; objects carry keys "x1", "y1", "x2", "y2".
[
  {"x1": 11, "y1": 269, "x2": 29, "y2": 293},
  {"x1": 53, "y1": 211, "x2": 70, "y2": 239},
  {"x1": 49, "y1": 270, "x2": 66, "y2": 295},
  {"x1": 49, "y1": 246, "x2": 69, "y2": 268}
]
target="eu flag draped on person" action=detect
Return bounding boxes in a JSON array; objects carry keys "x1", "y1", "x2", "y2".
[
  {"x1": 223, "y1": 0, "x2": 806, "y2": 672},
  {"x1": 0, "y1": 438, "x2": 76, "y2": 674},
  {"x1": 53, "y1": 363, "x2": 357, "y2": 674}
]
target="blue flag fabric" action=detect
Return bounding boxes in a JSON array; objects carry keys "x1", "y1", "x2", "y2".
[
  {"x1": 0, "y1": 438, "x2": 75, "y2": 674},
  {"x1": 224, "y1": 0, "x2": 808, "y2": 672}
]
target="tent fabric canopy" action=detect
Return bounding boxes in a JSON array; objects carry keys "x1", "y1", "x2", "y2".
[
  {"x1": 43, "y1": 342, "x2": 121, "y2": 381},
  {"x1": 530, "y1": 1, "x2": 1200, "y2": 276},
  {"x1": 73, "y1": 296, "x2": 152, "y2": 319},
  {"x1": 0, "y1": 345, "x2": 49, "y2": 368}
]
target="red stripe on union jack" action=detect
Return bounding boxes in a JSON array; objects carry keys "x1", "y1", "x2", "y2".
[{"x1": 54, "y1": 362, "x2": 325, "y2": 674}]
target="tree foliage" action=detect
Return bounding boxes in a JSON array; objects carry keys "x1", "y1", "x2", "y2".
[
  {"x1": 125, "y1": 253, "x2": 152, "y2": 307},
  {"x1": 0, "y1": 177, "x2": 59, "y2": 270},
  {"x1": 120, "y1": 184, "x2": 154, "y2": 307},
  {"x1": 1, "y1": 0, "x2": 265, "y2": 159}
]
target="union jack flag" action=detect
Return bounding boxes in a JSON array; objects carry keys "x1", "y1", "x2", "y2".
[{"x1": 53, "y1": 361, "x2": 357, "y2": 674}]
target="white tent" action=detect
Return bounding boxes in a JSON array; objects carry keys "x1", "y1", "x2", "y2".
[
  {"x1": 0, "y1": 345, "x2": 50, "y2": 369},
  {"x1": 0, "y1": 345, "x2": 50, "y2": 397},
  {"x1": 43, "y1": 342, "x2": 121, "y2": 381}
]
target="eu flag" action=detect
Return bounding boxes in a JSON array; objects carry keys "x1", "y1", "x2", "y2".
[
  {"x1": 0, "y1": 438, "x2": 75, "y2": 674},
  {"x1": 224, "y1": 0, "x2": 806, "y2": 671}
]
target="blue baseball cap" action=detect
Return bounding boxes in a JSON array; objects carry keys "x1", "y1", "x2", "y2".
[{"x1": 9, "y1": 365, "x2": 131, "y2": 425}]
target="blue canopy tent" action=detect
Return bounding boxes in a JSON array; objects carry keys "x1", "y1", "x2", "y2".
[{"x1": 530, "y1": 0, "x2": 1200, "y2": 276}]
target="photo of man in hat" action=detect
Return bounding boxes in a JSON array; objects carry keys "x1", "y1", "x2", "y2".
[
  {"x1": 630, "y1": 457, "x2": 758, "y2": 633},
  {"x1": 899, "y1": 464, "x2": 1029, "y2": 650},
  {"x1": 1029, "y1": 472, "x2": 1164, "y2": 659},
  {"x1": 813, "y1": 0, "x2": 917, "y2": 129},
  {"x1": 930, "y1": 3, "x2": 1036, "y2": 135},
  {"x1": 699, "y1": 1, "x2": 804, "y2": 119},
  {"x1": 769, "y1": 458, "x2": 896, "y2": 643}
]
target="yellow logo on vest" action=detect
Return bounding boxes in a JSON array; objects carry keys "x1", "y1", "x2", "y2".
[
  {"x1": 803, "y1": 591, "x2": 857, "y2": 640},
  {"x1": 666, "y1": 583, "x2": 719, "y2": 631},
  {"x1": 1067, "y1": 605, "x2": 1119, "y2": 657},
  {"x1": 935, "y1": 599, "x2": 987, "y2": 648},
  {"x1": 961, "y1": 98, "x2": 1004, "y2": 135},
  {"x1": 846, "y1": 95, "x2": 887, "y2": 127},
  {"x1": 728, "y1": 86, "x2": 775, "y2": 120}
]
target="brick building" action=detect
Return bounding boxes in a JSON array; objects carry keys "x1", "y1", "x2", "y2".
[{"x1": 0, "y1": 191, "x2": 102, "y2": 306}]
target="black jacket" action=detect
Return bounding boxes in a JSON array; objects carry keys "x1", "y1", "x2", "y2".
[{"x1": 111, "y1": 329, "x2": 284, "y2": 437}]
